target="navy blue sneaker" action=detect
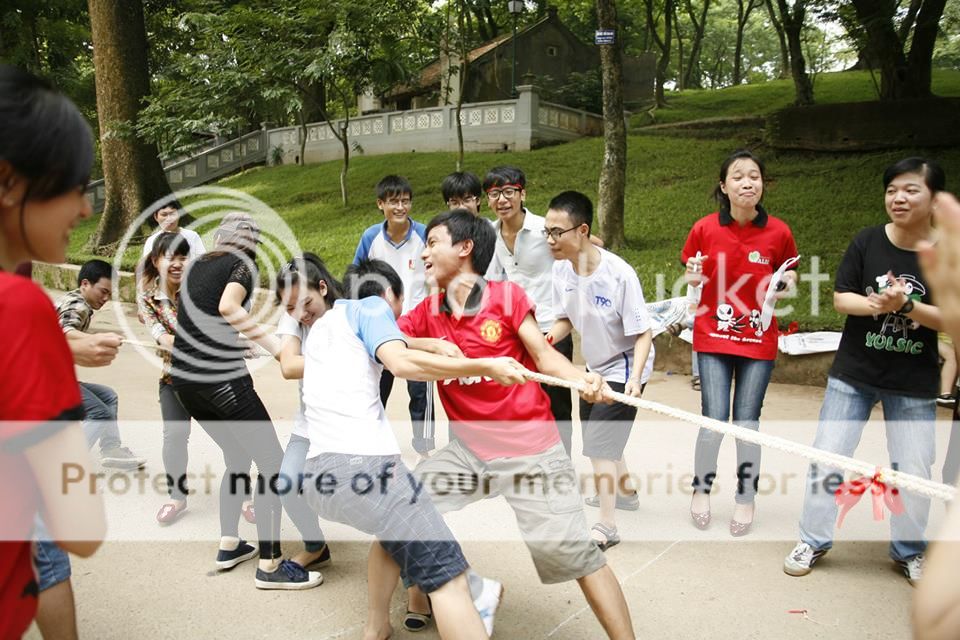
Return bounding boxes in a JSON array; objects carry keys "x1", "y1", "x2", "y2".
[
  {"x1": 254, "y1": 559, "x2": 323, "y2": 590},
  {"x1": 215, "y1": 540, "x2": 258, "y2": 571},
  {"x1": 302, "y1": 544, "x2": 332, "y2": 570}
]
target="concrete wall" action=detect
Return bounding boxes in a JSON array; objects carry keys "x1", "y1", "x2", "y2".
[
  {"x1": 84, "y1": 129, "x2": 267, "y2": 214},
  {"x1": 768, "y1": 98, "x2": 960, "y2": 151},
  {"x1": 267, "y1": 85, "x2": 604, "y2": 164},
  {"x1": 83, "y1": 90, "x2": 604, "y2": 211}
]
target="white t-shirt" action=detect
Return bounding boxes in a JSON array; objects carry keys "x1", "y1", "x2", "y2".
[
  {"x1": 302, "y1": 297, "x2": 406, "y2": 458},
  {"x1": 552, "y1": 248, "x2": 655, "y2": 384},
  {"x1": 487, "y1": 209, "x2": 555, "y2": 331},
  {"x1": 353, "y1": 220, "x2": 427, "y2": 314},
  {"x1": 143, "y1": 227, "x2": 206, "y2": 260},
  {"x1": 276, "y1": 312, "x2": 309, "y2": 439}
]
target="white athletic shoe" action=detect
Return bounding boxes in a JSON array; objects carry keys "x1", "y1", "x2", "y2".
[
  {"x1": 473, "y1": 577, "x2": 503, "y2": 636},
  {"x1": 896, "y1": 554, "x2": 923, "y2": 586},
  {"x1": 783, "y1": 541, "x2": 828, "y2": 577}
]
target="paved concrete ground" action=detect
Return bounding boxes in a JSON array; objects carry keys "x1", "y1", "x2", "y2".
[{"x1": 25, "y1": 296, "x2": 956, "y2": 639}]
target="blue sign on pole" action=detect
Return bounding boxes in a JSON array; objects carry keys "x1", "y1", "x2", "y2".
[{"x1": 595, "y1": 29, "x2": 615, "y2": 45}]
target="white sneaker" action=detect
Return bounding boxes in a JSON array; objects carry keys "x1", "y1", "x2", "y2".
[
  {"x1": 783, "y1": 542, "x2": 828, "y2": 577},
  {"x1": 896, "y1": 554, "x2": 923, "y2": 586},
  {"x1": 473, "y1": 577, "x2": 503, "y2": 636}
]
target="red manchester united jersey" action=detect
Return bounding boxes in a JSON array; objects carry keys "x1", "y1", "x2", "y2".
[{"x1": 398, "y1": 280, "x2": 559, "y2": 460}]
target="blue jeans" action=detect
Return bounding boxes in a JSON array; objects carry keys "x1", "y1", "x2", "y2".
[
  {"x1": 33, "y1": 519, "x2": 71, "y2": 592},
  {"x1": 80, "y1": 381, "x2": 122, "y2": 452},
  {"x1": 798, "y1": 376, "x2": 935, "y2": 561},
  {"x1": 279, "y1": 434, "x2": 325, "y2": 553},
  {"x1": 693, "y1": 352, "x2": 775, "y2": 504}
]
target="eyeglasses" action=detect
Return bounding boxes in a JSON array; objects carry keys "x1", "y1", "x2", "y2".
[
  {"x1": 385, "y1": 197, "x2": 412, "y2": 207},
  {"x1": 541, "y1": 226, "x2": 580, "y2": 241},
  {"x1": 486, "y1": 185, "x2": 522, "y2": 200},
  {"x1": 447, "y1": 195, "x2": 478, "y2": 208}
]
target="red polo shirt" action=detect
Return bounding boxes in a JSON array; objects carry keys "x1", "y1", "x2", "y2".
[
  {"x1": 398, "y1": 279, "x2": 559, "y2": 460},
  {"x1": 681, "y1": 207, "x2": 798, "y2": 361},
  {"x1": 0, "y1": 274, "x2": 84, "y2": 638}
]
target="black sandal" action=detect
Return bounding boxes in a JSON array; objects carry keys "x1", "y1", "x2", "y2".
[
  {"x1": 403, "y1": 597, "x2": 433, "y2": 632},
  {"x1": 591, "y1": 522, "x2": 621, "y2": 552}
]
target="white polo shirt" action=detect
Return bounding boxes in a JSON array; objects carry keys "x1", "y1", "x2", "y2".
[
  {"x1": 353, "y1": 219, "x2": 427, "y2": 314},
  {"x1": 302, "y1": 297, "x2": 406, "y2": 458},
  {"x1": 143, "y1": 227, "x2": 206, "y2": 260},
  {"x1": 487, "y1": 208, "x2": 555, "y2": 331},
  {"x1": 552, "y1": 248, "x2": 655, "y2": 384}
]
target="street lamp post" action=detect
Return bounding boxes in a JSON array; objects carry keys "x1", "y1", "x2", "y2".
[{"x1": 508, "y1": 0, "x2": 523, "y2": 97}]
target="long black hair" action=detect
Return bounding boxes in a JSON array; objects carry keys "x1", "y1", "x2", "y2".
[
  {"x1": 139, "y1": 232, "x2": 191, "y2": 289},
  {"x1": 0, "y1": 65, "x2": 93, "y2": 202},
  {"x1": 0, "y1": 65, "x2": 94, "y2": 259},
  {"x1": 275, "y1": 252, "x2": 342, "y2": 308}
]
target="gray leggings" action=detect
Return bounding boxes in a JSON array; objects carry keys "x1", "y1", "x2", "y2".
[{"x1": 159, "y1": 382, "x2": 191, "y2": 502}]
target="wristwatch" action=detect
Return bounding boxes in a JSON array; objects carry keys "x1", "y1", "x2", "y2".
[{"x1": 898, "y1": 297, "x2": 915, "y2": 315}]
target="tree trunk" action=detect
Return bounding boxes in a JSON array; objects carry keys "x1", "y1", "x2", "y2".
[
  {"x1": 764, "y1": 0, "x2": 791, "y2": 79},
  {"x1": 596, "y1": 0, "x2": 627, "y2": 249},
  {"x1": 849, "y1": 0, "x2": 945, "y2": 99},
  {"x1": 904, "y1": 0, "x2": 947, "y2": 97},
  {"x1": 775, "y1": 0, "x2": 814, "y2": 105},
  {"x1": 674, "y1": 4, "x2": 685, "y2": 91},
  {"x1": 733, "y1": 0, "x2": 760, "y2": 85},
  {"x1": 456, "y1": 0, "x2": 468, "y2": 171},
  {"x1": 297, "y1": 109, "x2": 308, "y2": 166},
  {"x1": 470, "y1": 2, "x2": 491, "y2": 41},
  {"x1": 300, "y1": 81, "x2": 327, "y2": 123},
  {"x1": 479, "y1": 0, "x2": 499, "y2": 37},
  {"x1": 338, "y1": 94, "x2": 350, "y2": 206},
  {"x1": 87, "y1": 0, "x2": 169, "y2": 250},
  {"x1": 646, "y1": 0, "x2": 674, "y2": 107},
  {"x1": 898, "y1": 0, "x2": 923, "y2": 42},
  {"x1": 340, "y1": 126, "x2": 349, "y2": 206},
  {"x1": 850, "y1": 0, "x2": 908, "y2": 100},
  {"x1": 683, "y1": 0, "x2": 711, "y2": 89}
]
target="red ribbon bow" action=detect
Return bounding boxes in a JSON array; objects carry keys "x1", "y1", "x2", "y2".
[
  {"x1": 834, "y1": 470, "x2": 905, "y2": 528},
  {"x1": 778, "y1": 321, "x2": 799, "y2": 336}
]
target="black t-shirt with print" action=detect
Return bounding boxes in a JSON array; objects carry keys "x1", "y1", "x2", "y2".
[
  {"x1": 171, "y1": 252, "x2": 256, "y2": 387},
  {"x1": 829, "y1": 225, "x2": 938, "y2": 397}
]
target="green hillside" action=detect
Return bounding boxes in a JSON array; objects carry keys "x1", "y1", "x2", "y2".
[{"x1": 631, "y1": 69, "x2": 960, "y2": 127}]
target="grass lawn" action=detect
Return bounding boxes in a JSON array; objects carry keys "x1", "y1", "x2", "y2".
[
  {"x1": 70, "y1": 70, "x2": 960, "y2": 331},
  {"x1": 631, "y1": 69, "x2": 960, "y2": 127}
]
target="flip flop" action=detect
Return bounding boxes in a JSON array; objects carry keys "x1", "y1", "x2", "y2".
[
  {"x1": 241, "y1": 502, "x2": 256, "y2": 524},
  {"x1": 156, "y1": 502, "x2": 188, "y2": 525},
  {"x1": 402, "y1": 609, "x2": 433, "y2": 632},
  {"x1": 591, "y1": 522, "x2": 621, "y2": 552}
]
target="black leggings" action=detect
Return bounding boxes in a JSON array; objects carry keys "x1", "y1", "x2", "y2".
[{"x1": 175, "y1": 376, "x2": 284, "y2": 560}]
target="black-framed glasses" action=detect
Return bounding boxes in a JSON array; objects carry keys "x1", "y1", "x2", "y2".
[
  {"x1": 486, "y1": 185, "x2": 522, "y2": 200},
  {"x1": 447, "y1": 195, "x2": 479, "y2": 207},
  {"x1": 541, "y1": 226, "x2": 580, "y2": 241}
]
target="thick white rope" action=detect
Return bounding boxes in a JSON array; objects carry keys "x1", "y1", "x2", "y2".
[
  {"x1": 523, "y1": 369, "x2": 956, "y2": 503},
  {"x1": 122, "y1": 339, "x2": 271, "y2": 357}
]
